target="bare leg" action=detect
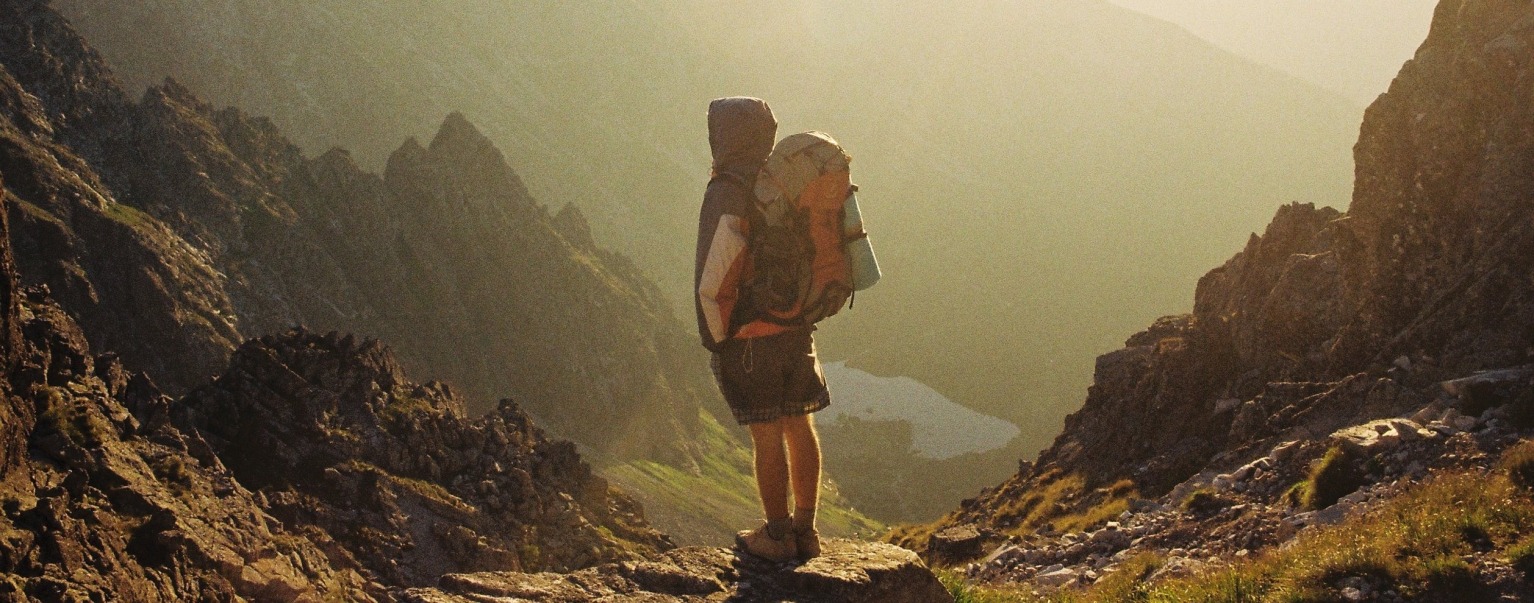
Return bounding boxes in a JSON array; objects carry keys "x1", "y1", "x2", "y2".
[
  {"x1": 748, "y1": 421, "x2": 790, "y2": 522},
  {"x1": 782, "y1": 414, "x2": 821, "y2": 513}
]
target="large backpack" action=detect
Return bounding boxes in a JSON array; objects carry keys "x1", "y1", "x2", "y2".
[{"x1": 742, "y1": 131, "x2": 856, "y2": 328}]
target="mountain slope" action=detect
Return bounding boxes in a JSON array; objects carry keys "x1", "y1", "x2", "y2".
[
  {"x1": 0, "y1": 0, "x2": 887, "y2": 545},
  {"x1": 0, "y1": 0, "x2": 714, "y2": 465},
  {"x1": 908, "y1": 0, "x2": 1534, "y2": 597}
]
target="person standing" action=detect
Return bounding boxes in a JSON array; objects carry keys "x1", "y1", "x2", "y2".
[{"x1": 695, "y1": 97, "x2": 829, "y2": 562}]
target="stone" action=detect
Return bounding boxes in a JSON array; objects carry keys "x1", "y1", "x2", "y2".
[
  {"x1": 1331, "y1": 420, "x2": 1405, "y2": 455},
  {"x1": 1035, "y1": 567, "x2": 1078, "y2": 588},
  {"x1": 928, "y1": 525, "x2": 987, "y2": 565},
  {"x1": 409, "y1": 541, "x2": 952, "y2": 602},
  {"x1": 1440, "y1": 367, "x2": 1534, "y2": 397}
]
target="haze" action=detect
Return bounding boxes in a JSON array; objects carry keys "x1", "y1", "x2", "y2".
[
  {"x1": 1107, "y1": 0, "x2": 1440, "y2": 104},
  {"x1": 56, "y1": 0, "x2": 1383, "y2": 525}
]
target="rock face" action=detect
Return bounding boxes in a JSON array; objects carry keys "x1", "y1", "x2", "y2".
[
  {"x1": 912, "y1": 0, "x2": 1534, "y2": 562},
  {"x1": 171, "y1": 329, "x2": 672, "y2": 586},
  {"x1": 0, "y1": 211, "x2": 372, "y2": 599},
  {"x1": 0, "y1": 291, "x2": 664, "y2": 600},
  {"x1": 0, "y1": 0, "x2": 718, "y2": 463},
  {"x1": 404, "y1": 540, "x2": 953, "y2": 603}
]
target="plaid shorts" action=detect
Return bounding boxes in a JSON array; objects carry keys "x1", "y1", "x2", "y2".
[{"x1": 710, "y1": 328, "x2": 830, "y2": 425}]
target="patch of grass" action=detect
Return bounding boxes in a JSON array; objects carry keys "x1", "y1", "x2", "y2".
[
  {"x1": 519, "y1": 542, "x2": 542, "y2": 570},
  {"x1": 602, "y1": 409, "x2": 884, "y2": 545},
  {"x1": 1056, "y1": 496, "x2": 1132, "y2": 533},
  {"x1": 1284, "y1": 480, "x2": 1311, "y2": 508},
  {"x1": 1500, "y1": 439, "x2": 1534, "y2": 489},
  {"x1": 34, "y1": 385, "x2": 110, "y2": 447},
  {"x1": 378, "y1": 393, "x2": 438, "y2": 426},
  {"x1": 1059, "y1": 471, "x2": 1534, "y2": 602},
  {"x1": 1301, "y1": 446, "x2": 1362, "y2": 510},
  {"x1": 991, "y1": 471, "x2": 1086, "y2": 536},
  {"x1": 1508, "y1": 535, "x2": 1534, "y2": 577},
  {"x1": 1182, "y1": 487, "x2": 1230, "y2": 516},
  {"x1": 1067, "y1": 552, "x2": 1163, "y2": 602},
  {"x1": 390, "y1": 473, "x2": 458, "y2": 505},
  {"x1": 936, "y1": 568, "x2": 1035, "y2": 603},
  {"x1": 152, "y1": 455, "x2": 193, "y2": 491},
  {"x1": 104, "y1": 201, "x2": 155, "y2": 231}
]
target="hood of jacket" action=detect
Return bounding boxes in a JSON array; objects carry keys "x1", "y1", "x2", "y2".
[{"x1": 708, "y1": 97, "x2": 777, "y2": 180}]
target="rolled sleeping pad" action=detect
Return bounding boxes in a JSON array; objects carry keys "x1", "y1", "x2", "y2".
[{"x1": 843, "y1": 191, "x2": 881, "y2": 291}]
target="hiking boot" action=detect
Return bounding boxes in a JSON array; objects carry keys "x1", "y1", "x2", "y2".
[
  {"x1": 735, "y1": 522, "x2": 797, "y2": 562},
  {"x1": 794, "y1": 526, "x2": 821, "y2": 560}
]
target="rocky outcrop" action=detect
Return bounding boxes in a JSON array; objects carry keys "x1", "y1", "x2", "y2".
[
  {"x1": 171, "y1": 329, "x2": 672, "y2": 588},
  {"x1": 1049, "y1": 0, "x2": 1534, "y2": 494},
  {"x1": 404, "y1": 540, "x2": 952, "y2": 603},
  {"x1": 0, "y1": 207, "x2": 372, "y2": 600},
  {"x1": 0, "y1": 0, "x2": 720, "y2": 464},
  {"x1": 0, "y1": 211, "x2": 666, "y2": 600},
  {"x1": 912, "y1": 0, "x2": 1534, "y2": 573}
]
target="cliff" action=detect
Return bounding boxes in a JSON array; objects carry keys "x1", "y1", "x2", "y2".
[{"x1": 911, "y1": 0, "x2": 1534, "y2": 598}]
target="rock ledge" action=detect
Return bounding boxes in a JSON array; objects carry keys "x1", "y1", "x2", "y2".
[{"x1": 404, "y1": 539, "x2": 954, "y2": 603}]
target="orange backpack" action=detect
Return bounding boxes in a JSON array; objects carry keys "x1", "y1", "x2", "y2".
[{"x1": 742, "y1": 132, "x2": 857, "y2": 327}]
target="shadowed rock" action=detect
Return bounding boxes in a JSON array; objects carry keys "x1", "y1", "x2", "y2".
[{"x1": 404, "y1": 540, "x2": 953, "y2": 603}]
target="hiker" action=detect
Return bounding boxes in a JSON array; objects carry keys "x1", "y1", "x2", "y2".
[{"x1": 695, "y1": 97, "x2": 829, "y2": 562}]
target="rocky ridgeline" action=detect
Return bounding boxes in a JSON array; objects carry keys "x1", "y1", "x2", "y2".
[
  {"x1": 167, "y1": 328, "x2": 674, "y2": 587},
  {"x1": 0, "y1": 0, "x2": 716, "y2": 464},
  {"x1": 909, "y1": 0, "x2": 1534, "y2": 596}
]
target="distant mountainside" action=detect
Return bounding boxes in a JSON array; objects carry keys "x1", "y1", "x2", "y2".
[
  {"x1": 903, "y1": 1, "x2": 1534, "y2": 597},
  {"x1": 0, "y1": 31, "x2": 667, "y2": 592},
  {"x1": 1, "y1": 0, "x2": 712, "y2": 466},
  {"x1": 54, "y1": 0, "x2": 1363, "y2": 465},
  {"x1": 0, "y1": 0, "x2": 890, "y2": 546}
]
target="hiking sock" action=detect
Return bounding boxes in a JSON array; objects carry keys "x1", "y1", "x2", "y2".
[
  {"x1": 793, "y1": 506, "x2": 817, "y2": 533},
  {"x1": 766, "y1": 517, "x2": 794, "y2": 540}
]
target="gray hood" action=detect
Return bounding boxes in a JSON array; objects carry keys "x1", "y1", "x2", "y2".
[{"x1": 708, "y1": 97, "x2": 777, "y2": 179}]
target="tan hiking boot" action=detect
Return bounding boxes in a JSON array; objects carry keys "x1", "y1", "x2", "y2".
[
  {"x1": 735, "y1": 522, "x2": 797, "y2": 562},
  {"x1": 795, "y1": 527, "x2": 821, "y2": 560}
]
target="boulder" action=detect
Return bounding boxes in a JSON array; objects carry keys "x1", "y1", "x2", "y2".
[
  {"x1": 927, "y1": 524, "x2": 987, "y2": 565},
  {"x1": 404, "y1": 540, "x2": 953, "y2": 603}
]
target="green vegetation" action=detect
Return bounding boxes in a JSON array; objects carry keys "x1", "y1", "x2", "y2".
[
  {"x1": 1508, "y1": 535, "x2": 1534, "y2": 578},
  {"x1": 938, "y1": 470, "x2": 1534, "y2": 602},
  {"x1": 34, "y1": 385, "x2": 111, "y2": 447},
  {"x1": 1181, "y1": 487, "x2": 1229, "y2": 515},
  {"x1": 519, "y1": 543, "x2": 542, "y2": 569},
  {"x1": 938, "y1": 568, "x2": 1035, "y2": 603},
  {"x1": 601, "y1": 409, "x2": 883, "y2": 545},
  {"x1": 992, "y1": 473, "x2": 1138, "y2": 537},
  {"x1": 1501, "y1": 439, "x2": 1534, "y2": 489},
  {"x1": 153, "y1": 455, "x2": 192, "y2": 491},
  {"x1": 378, "y1": 390, "x2": 440, "y2": 426},
  {"x1": 1054, "y1": 480, "x2": 1137, "y2": 534},
  {"x1": 994, "y1": 471, "x2": 1085, "y2": 535},
  {"x1": 1297, "y1": 446, "x2": 1362, "y2": 510},
  {"x1": 892, "y1": 474, "x2": 1136, "y2": 562},
  {"x1": 104, "y1": 201, "x2": 155, "y2": 231}
]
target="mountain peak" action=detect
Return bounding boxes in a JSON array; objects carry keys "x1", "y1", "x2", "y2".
[{"x1": 428, "y1": 110, "x2": 494, "y2": 156}]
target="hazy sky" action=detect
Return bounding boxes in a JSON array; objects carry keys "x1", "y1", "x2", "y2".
[{"x1": 1106, "y1": 0, "x2": 1440, "y2": 105}]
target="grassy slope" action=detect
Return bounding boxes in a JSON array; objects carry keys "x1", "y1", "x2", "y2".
[
  {"x1": 939, "y1": 442, "x2": 1534, "y2": 602},
  {"x1": 601, "y1": 409, "x2": 884, "y2": 546}
]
